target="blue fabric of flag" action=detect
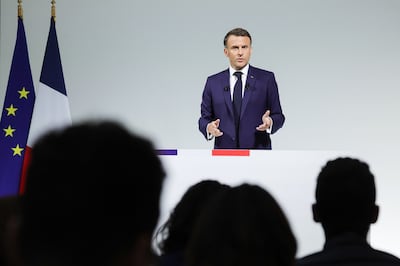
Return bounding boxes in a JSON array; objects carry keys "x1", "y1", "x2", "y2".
[
  {"x1": 0, "y1": 17, "x2": 35, "y2": 196},
  {"x1": 40, "y1": 17, "x2": 67, "y2": 96}
]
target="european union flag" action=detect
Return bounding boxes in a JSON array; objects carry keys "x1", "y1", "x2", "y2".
[{"x1": 0, "y1": 17, "x2": 35, "y2": 197}]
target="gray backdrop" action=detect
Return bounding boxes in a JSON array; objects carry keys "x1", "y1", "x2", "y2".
[{"x1": 2, "y1": 0, "x2": 399, "y2": 151}]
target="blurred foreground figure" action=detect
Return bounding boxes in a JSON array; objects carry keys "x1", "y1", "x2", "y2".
[
  {"x1": 155, "y1": 179, "x2": 230, "y2": 266},
  {"x1": 19, "y1": 120, "x2": 166, "y2": 266},
  {"x1": 0, "y1": 195, "x2": 20, "y2": 266},
  {"x1": 185, "y1": 183, "x2": 297, "y2": 266}
]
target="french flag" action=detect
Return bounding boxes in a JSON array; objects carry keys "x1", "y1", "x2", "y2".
[{"x1": 19, "y1": 16, "x2": 71, "y2": 193}]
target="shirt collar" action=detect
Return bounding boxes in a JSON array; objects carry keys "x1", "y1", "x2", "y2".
[{"x1": 229, "y1": 64, "x2": 249, "y2": 77}]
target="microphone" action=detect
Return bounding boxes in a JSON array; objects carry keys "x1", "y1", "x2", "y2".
[{"x1": 224, "y1": 86, "x2": 229, "y2": 91}]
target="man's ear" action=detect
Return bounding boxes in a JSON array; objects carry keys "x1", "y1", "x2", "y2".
[
  {"x1": 312, "y1": 203, "x2": 321, "y2": 222},
  {"x1": 370, "y1": 204, "x2": 379, "y2": 224}
]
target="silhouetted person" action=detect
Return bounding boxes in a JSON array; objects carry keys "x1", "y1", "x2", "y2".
[
  {"x1": 18, "y1": 120, "x2": 166, "y2": 266},
  {"x1": 185, "y1": 183, "x2": 297, "y2": 266},
  {"x1": 0, "y1": 196, "x2": 20, "y2": 266},
  {"x1": 154, "y1": 179, "x2": 230, "y2": 266},
  {"x1": 296, "y1": 157, "x2": 400, "y2": 266}
]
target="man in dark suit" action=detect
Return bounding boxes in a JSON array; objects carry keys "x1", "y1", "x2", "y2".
[
  {"x1": 198, "y1": 27, "x2": 285, "y2": 149},
  {"x1": 296, "y1": 157, "x2": 400, "y2": 266}
]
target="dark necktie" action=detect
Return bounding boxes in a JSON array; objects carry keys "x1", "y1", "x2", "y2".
[{"x1": 233, "y1": 71, "x2": 242, "y2": 147}]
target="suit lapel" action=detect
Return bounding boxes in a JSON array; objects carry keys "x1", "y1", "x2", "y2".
[
  {"x1": 241, "y1": 66, "x2": 256, "y2": 118},
  {"x1": 221, "y1": 70, "x2": 234, "y2": 117}
]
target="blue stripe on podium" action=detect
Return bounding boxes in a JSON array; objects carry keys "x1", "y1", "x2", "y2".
[{"x1": 156, "y1": 149, "x2": 178, "y2": 156}]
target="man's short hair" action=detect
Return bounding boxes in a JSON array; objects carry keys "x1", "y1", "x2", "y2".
[{"x1": 223, "y1": 28, "x2": 252, "y2": 47}]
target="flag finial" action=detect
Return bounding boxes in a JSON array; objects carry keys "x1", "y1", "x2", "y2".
[
  {"x1": 18, "y1": 0, "x2": 23, "y2": 18},
  {"x1": 51, "y1": 0, "x2": 56, "y2": 20}
]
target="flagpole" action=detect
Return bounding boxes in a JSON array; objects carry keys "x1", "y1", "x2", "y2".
[
  {"x1": 51, "y1": 0, "x2": 56, "y2": 20},
  {"x1": 18, "y1": 0, "x2": 23, "y2": 18}
]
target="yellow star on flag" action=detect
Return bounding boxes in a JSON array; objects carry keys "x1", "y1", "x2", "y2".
[
  {"x1": 5, "y1": 104, "x2": 18, "y2": 116},
  {"x1": 11, "y1": 144, "x2": 24, "y2": 156},
  {"x1": 18, "y1": 87, "x2": 30, "y2": 99},
  {"x1": 3, "y1": 125, "x2": 16, "y2": 137}
]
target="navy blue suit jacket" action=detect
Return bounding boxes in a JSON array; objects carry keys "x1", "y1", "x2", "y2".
[{"x1": 198, "y1": 65, "x2": 285, "y2": 149}]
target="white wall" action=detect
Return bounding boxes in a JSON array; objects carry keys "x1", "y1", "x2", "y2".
[{"x1": 1, "y1": 0, "x2": 400, "y2": 257}]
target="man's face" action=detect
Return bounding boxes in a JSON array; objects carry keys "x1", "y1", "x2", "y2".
[{"x1": 224, "y1": 35, "x2": 252, "y2": 70}]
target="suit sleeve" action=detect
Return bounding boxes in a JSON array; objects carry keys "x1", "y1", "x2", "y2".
[
  {"x1": 268, "y1": 72, "x2": 285, "y2": 134},
  {"x1": 198, "y1": 77, "x2": 214, "y2": 139}
]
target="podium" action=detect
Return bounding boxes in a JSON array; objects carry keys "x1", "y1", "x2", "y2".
[
  {"x1": 155, "y1": 149, "x2": 400, "y2": 257},
  {"x1": 155, "y1": 149, "x2": 355, "y2": 257}
]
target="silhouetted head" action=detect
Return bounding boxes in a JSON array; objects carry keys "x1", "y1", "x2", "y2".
[
  {"x1": 20, "y1": 120, "x2": 166, "y2": 266},
  {"x1": 185, "y1": 183, "x2": 297, "y2": 266},
  {"x1": 156, "y1": 179, "x2": 230, "y2": 255},
  {"x1": 312, "y1": 157, "x2": 378, "y2": 239}
]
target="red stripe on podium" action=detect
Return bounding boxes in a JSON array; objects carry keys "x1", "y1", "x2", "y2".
[{"x1": 212, "y1": 149, "x2": 250, "y2": 156}]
